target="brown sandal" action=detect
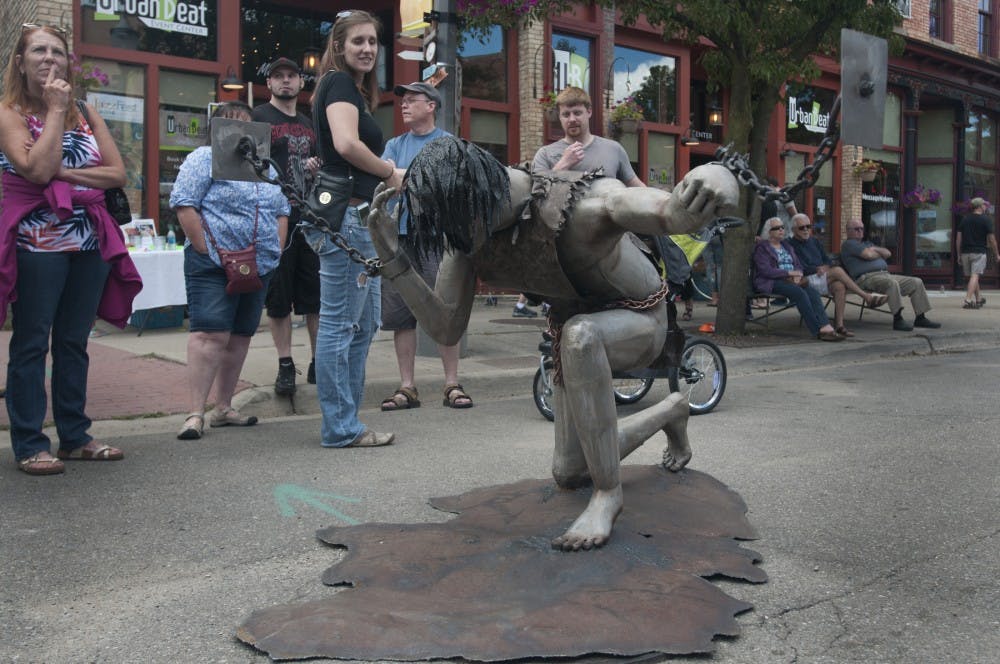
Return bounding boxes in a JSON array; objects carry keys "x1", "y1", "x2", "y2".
[
  {"x1": 381, "y1": 386, "x2": 420, "y2": 411},
  {"x1": 18, "y1": 453, "x2": 65, "y2": 475},
  {"x1": 442, "y1": 384, "x2": 474, "y2": 409},
  {"x1": 57, "y1": 442, "x2": 123, "y2": 461},
  {"x1": 834, "y1": 325, "x2": 855, "y2": 338}
]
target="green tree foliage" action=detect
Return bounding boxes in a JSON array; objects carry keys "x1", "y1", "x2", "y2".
[{"x1": 459, "y1": 0, "x2": 901, "y2": 333}]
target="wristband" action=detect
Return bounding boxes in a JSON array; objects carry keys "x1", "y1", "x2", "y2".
[{"x1": 378, "y1": 250, "x2": 412, "y2": 280}]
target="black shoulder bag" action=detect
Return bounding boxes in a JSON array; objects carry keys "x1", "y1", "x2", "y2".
[
  {"x1": 304, "y1": 71, "x2": 354, "y2": 233},
  {"x1": 76, "y1": 100, "x2": 133, "y2": 225}
]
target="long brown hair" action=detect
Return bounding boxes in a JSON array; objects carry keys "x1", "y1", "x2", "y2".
[
  {"x1": 315, "y1": 10, "x2": 381, "y2": 113},
  {"x1": 1, "y1": 25, "x2": 80, "y2": 131}
]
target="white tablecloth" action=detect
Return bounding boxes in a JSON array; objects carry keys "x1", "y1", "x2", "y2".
[{"x1": 129, "y1": 249, "x2": 186, "y2": 312}]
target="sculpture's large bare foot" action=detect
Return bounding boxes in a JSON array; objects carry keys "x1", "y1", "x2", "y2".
[
  {"x1": 551, "y1": 485, "x2": 623, "y2": 551},
  {"x1": 661, "y1": 392, "x2": 692, "y2": 472}
]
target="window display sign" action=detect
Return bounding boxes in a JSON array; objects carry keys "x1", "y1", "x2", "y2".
[
  {"x1": 82, "y1": 1, "x2": 217, "y2": 60},
  {"x1": 785, "y1": 86, "x2": 836, "y2": 146}
]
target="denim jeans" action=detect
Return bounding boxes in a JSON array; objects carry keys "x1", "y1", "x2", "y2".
[
  {"x1": 771, "y1": 280, "x2": 829, "y2": 336},
  {"x1": 303, "y1": 207, "x2": 381, "y2": 447},
  {"x1": 6, "y1": 250, "x2": 111, "y2": 460}
]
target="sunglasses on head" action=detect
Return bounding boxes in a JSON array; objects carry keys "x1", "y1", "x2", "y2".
[{"x1": 22, "y1": 23, "x2": 67, "y2": 36}]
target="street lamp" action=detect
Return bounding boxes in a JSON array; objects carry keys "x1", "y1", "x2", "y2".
[
  {"x1": 605, "y1": 57, "x2": 631, "y2": 109},
  {"x1": 221, "y1": 66, "x2": 244, "y2": 92}
]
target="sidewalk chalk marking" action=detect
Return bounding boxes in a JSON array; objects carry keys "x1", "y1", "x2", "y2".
[{"x1": 273, "y1": 483, "x2": 361, "y2": 523}]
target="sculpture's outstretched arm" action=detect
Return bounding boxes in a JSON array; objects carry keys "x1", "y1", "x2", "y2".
[
  {"x1": 369, "y1": 184, "x2": 476, "y2": 346},
  {"x1": 602, "y1": 163, "x2": 741, "y2": 236}
]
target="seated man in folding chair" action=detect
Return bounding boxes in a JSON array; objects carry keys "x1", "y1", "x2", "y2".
[
  {"x1": 840, "y1": 219, "x2": 941, "y2": 332},
  {"x1": 788, "y1": 213, "x2": 886, "y2": 337}
]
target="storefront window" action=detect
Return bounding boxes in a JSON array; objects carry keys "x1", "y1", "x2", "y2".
[
  {"x1": 459, "y1": 26, "x2": 506, "y2": 102},
  {"x1": 861, "y1": 150, "x2": 901, "y2": 261},
  {"x1": 811, "y1": 153, "x2": 835, "y2": 252},
  {"x1": 963, "y1": 165, "x2": 996, "y2": 211},
  {"x1": 552, "y1": 33, "x2": 592, "y2": 97},
  {"x1": 785, "y1": 85, "x2": 836, "y2": 147},
  {"x1": 81, "y1": 1, "x2": 218, "y2": 60},
  {"x1": 469, "y1": 109, "x2": 508, "y2": 163},
  {"x1": 917, "y1": 108, "x2": 954, "y2": 158},
  {"x1": 965, "y1": 110, "x2": 996, "y2": 164},
  {"x1": 646, "y1": 133, "x2": 676, "y2": 190},
  {"x1": 913, "y1": 163, "x2": 953, "y2": 269},
  {"x1": 80, "y1": 59, "x2": 146, "y2": 217},
  {"x1": 883, "y1": 92, "x2": 902, "y2": 147},
  {"x1": 240, "y1": 6, "x2": 393, "y2": 93},
  {"x1": 610, "y1": 46, "x2": 676, "y2": 125},
  {"x1": 158, "y1": 71, "x2": 218, "y2": 236}
]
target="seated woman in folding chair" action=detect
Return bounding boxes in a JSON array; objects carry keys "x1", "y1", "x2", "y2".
[{"x1": 753, "y1": 217, "x2": 843, "y2": 341}]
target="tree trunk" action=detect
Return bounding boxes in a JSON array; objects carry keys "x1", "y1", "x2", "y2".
[{"x1": 715, "y1": 66, "x2": 780, "y2": 336}]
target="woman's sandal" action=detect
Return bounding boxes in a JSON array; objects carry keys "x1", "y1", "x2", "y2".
[
  {"x1": 209, "y1": 407, "x2": 258, "y2": 428},
  {"x1": 177, "y1": 412, "x2": 205, "y2": 440},
  {"x1": 17, "y1": 453, "x2": 65, "y2": 475},
  {"x1": 682, "y1": 304, "x2": 693, "y2": 321},
  {"x1": 381, "y1": 386, "x2": 420, "y2": 411},
  {"x1": 57, "y1": 442, "x2": 123, "y2": 461},
  {"x1": 963, "y1": 300, "x2": 981, "y2": 309},
  {"x1": 442, "y1": 384, "x2": 474, "y2": 409},
  {"x1": 834, "y1": 325, "x2": 855, "y2": 338}
]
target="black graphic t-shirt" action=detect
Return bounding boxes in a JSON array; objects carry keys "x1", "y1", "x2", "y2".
[{"x1": 251, "y1": 102, "x2": 316, "y2": 206}]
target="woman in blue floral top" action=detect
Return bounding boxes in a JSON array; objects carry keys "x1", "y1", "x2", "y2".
[
  {"x1": 0, "y1": 25, "x2": 138, "y2": 475},
  {"x1": 170, "y1": 102, "x2": 289, "y2": 440}
]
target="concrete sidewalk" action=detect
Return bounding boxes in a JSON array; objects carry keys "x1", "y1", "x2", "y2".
[{"x1": 2, "y1": 290, "x2": 998, "y2": 429}]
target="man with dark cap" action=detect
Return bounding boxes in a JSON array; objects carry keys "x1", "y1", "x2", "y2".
[
  {"x1": 378, "y1": 82, "x2": 473, "y2": 411},
  {"x1": 252, "y1": 57, "x2": 321, "y2": 395}
]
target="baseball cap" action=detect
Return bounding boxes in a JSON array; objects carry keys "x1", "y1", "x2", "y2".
[
  {"x1": 266, "y1": 57, "x2": 300, "y2": 77},
  {"x1": 393, "y1": 82, "x2": 442, "y2": 106}
]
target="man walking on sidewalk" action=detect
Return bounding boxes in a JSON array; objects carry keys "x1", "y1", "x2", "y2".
[
  {"x1": 378, "y1": 82, "x2": 472, "y2": 411},
  {"x1": 252, "y1": 57, "x2": 321, "y2": 395},
  {"x1": 840, "y1": 219, "x2": 941, "y2": 331},
  {"x1": 956, "y1": 197, "x2": 998, "y2": 309}
]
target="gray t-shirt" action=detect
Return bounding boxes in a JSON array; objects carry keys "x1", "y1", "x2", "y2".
[
  {"x1": 532, "y1": 135, "x2": 638, "y2": 183},
  {"x1": 840, "y1": 238, "x2": 888, "y2": 279}
]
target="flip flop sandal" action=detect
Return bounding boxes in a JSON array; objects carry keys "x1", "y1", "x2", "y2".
[
  {"x1": 177, "y1": 412, "x2": 205, "y2": 440},
  {"x1": 443, "y1": 384, "x2": 474, "y2": 409},
  {"x1": 57, "y1": 443, "x2": 123, "y2": 461},
  {"x1": 381, "y1": 386, "x2": 420, "y2": 411},
  {"x1": 17, "y1": 454, "x2": 65, "y2": 475},
  {"x1": 835, "y1": 326, "x2": 855, "y2": 337},
  {"x1": 682, "y1": 307, "x2": 693, "y2": 321}
]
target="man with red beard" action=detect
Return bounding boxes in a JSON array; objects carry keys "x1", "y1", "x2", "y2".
[{"x1": 532, "y1": 86, "x2": 644, "y2": 187}]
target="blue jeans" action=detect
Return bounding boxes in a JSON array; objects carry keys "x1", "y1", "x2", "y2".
[
  {"x1": 303, "y1": 207, "x2": 381, "y2": 447},
  {"x1": 702, "y1": 237, "x2": 724, "y2": 293},
  {"x1": 6, "y1": 250, "x2": 111, "y2": 460},
  {"x1": 771, "y1": 280, "x2": 829, "y2": 336}
]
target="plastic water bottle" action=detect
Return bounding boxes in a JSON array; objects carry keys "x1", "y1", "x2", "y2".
[{"x1": 166, "y1": 226, "x2": 177, "y2": 250}]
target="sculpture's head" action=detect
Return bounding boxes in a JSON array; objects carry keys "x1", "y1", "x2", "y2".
[{"x1": 402, "y1": 136, "x2": 510, "y2": 257}]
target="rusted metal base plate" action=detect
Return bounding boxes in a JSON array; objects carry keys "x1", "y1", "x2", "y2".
[{"x1": 237, "y1": 465, "x2": 765, "y2": 661}]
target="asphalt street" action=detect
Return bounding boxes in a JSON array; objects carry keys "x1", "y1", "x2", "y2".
[{"x1": 1, "y1": 346, "x2": 998, "y2": 663}]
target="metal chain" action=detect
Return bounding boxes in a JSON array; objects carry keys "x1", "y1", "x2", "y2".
[
  {"x1": 237, "y1": 138, "x2": 384, "y2": 277},
  {"x1": 713, "y1": 96, "x2": 842, "y2": 207}
]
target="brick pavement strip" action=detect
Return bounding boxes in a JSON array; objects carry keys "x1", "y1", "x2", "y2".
[{"x1": 0, "y1": 331, "x2": 238, "y2": 426}]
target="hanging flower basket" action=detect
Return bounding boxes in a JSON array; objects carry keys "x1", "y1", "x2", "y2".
[
  {"x1": 545, "y1": 107, "x2": 559, "y2": 123},
  {"x1": 615, "y1": 118, "x2": 641, "y2": 133},
  {"x1": 901, "y1": 185, "x2": 942, "y2": 210},
  {"x1": 860, "y1": 170, "x2": 877, "y2": 183}
]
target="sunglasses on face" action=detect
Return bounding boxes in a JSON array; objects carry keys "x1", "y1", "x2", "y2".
[
  {"x1": 769, "y1": 225, "x2": 785, "y2": 232},
  {"x1": 795, "y1": 224, "x2": 811, "y2": 230}
]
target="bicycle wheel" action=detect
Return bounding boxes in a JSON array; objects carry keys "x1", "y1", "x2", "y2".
[
  {"x1": 667, "y1": 338, "x2": 727, "y2": 415},
  {"x1": 612, "y1": 376, "x2": 655, "y2": 404},
  {"x1": 532, "y1": 360, "x2": 556, "y2": 421}
]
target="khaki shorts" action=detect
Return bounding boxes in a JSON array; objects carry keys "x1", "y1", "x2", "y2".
[{"x1": 960, "y1": 253, "x2": 987, "y2": 276}]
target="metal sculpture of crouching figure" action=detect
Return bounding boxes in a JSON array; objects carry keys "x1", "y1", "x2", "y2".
[{"x1": 368, "y1": 137, "x2": 740, "y2": 551}]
